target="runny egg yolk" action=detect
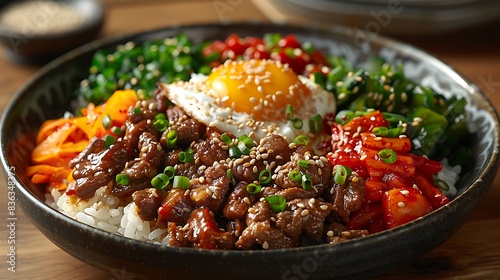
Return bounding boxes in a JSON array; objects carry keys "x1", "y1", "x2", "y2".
[{"x1": 206, "y1": 59, "x2": 311, "y2": 122}]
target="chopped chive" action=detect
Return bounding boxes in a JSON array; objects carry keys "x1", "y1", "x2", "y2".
[
  {"x1": 265, "y1": 195, "x2": 287, "y2": 212},
  {"x1": 288, "y1": 169, "x2": 301, "y2": 181},
  {"x1": 166, "y1": 130, "x2": 178, "y2": 148},
  {"x1": 246, "y1": 183, "x2": 262, "y2": 195},
  {"x1": 378, "y1": 148, "x2": 397, "y2": 164},
  {"x1": 301, "y1": 174, "x2": 313, "y2": 190},
  {"x1": 292, "y1": 118, "x2": 303, "y2": 129},
  {"x1": 298, "y1": 159, "x2": 309, "y2": 168},
  {"x1": 163, "y1": 166, "x2": 176, "y2": 179},
  {"x1": 309, "y1": 114, "x2": 323, "y2": 134},
  {"x1": 259, "y1": 169, "x2": 272, "y2": 185},
  {"x1": 115, "y1": 174, "x2": 129, "y2": 185},
  {"x1": 294, "y1": 135, "x2": 309, "y2": 146},
  {"x1": 151, "y1": 173, "x2": 170, "y2": 190},
  {"x1": 102, "y1": 114, "x2": 112, "y2": 130},
  {"x1": 285, "y1": 104, "x2": 294, "y2": 120},
  {"x1": 173, "y1": 175, "x2": 190, "y2": 189}
]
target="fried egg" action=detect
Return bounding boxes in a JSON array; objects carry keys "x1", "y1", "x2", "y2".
[{"x1": 161, "y1": 59, "x2": 335, "y2": 143}]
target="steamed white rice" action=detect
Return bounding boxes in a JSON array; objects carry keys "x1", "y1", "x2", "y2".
[{"x1": 45, "y1": 185, "x2": 168, "y2": 244}]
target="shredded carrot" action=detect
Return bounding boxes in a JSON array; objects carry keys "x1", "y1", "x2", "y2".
[{"x1": 28, "y1": 90, "x2": 138, "y2": 190}]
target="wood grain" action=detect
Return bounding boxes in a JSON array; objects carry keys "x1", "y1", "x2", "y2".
[{"x1": 1, "y1": 1, "x2": 499, "y2": 279}]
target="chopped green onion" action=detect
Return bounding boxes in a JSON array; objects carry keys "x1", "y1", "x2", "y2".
[
  {"x1": 372, "y1": 126, "x2": 389, "y2": 136},
  {"x1": 301, "y1": 174, "x2": 313, "y2": 190},
  {"x1": 237, "y1": 141, "x2": 251, "y2": 155},
  {"x1": 133, "y1": 107, "x2": 141, "y2": 114},
  {"x1": 173, "y1": 175, "x2": 190, "y2": 189},
  {"x1": 220, "y1": 133, "x2": 232, "y2": 145},
  {"x1": 163, "y1": 166, "x2": 176, "y2": 179},
  {"x1": 381, "y1": 112, "x2": 406, "y2": 124},
  {"x1": 179, "y1": 150, "x2": 194, "y2": 163},
  {"x1": 226, "y1": 169, "x2": 233, "y2": 179},
  {"x1": 166, "y1": 130, "x2": 178, "y2": 148},
  {"x1": 298, "y1": 159, "x2": 309, "y2": 168},
  {"x1": 115, "y1": 174, "x2": 129, "y2": 185},
  {"x1": 378, "y1": 148, "x2": 397, "y2": 164},
  {"x1": 334, "y1": 165, "x2": 351, "y2": 185},
  {"x1": 151, "y1": 173, "x2": 170, "y2": 190},
  {"x1": 102, "y1": 114, "x2": 112, "y2": 130},
  {"x1": 238, "y1": 134, "x2": 254, "y2": 148},
  {"x1": 288, "y1": 169, "x2": 301, "y2": 181},
  {"x1": 292, "y1": 118, "x2": 303, "y2": 129},
  {"x1": 246, "y1": 183, "x2": 261, "y2": 195},
  {"x1": 155, "y1": 113, "x2": 166, "y2": 120},
  {"x1": 309, "y1": 114, "x2": 323, "y2": 134},
  {"x1": 153, "y1": 118, "x2": 169, "y2": 132},
  {"x1": 259, "y1": 169, "x2": 272, "y2": 185},
  {"x1": 285, "y1": 104, "x2": 294, "y2": 120},
  {"x1": 228, "y1": 145, "x2": 242, "y2": 159},
  {"x1": 387, "y1": 127, "x2": 404, "y2": 137},
  {"x1": 103, "y1": 134, "x2": 115, "y2": 148},
  {"x1": 434, "y1": 179, "x2": 450, "y2": 192},
  {"x1": 265, "y1": 195, "x2": 287, "y2": 212},
  {"x1": 294, "y1": 135, "x2": 309, "y2": 146},
  {"x1": 111, "y1": 126, "x2": 122, "y2": 135}
]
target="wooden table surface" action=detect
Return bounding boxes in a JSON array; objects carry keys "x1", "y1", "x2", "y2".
[{"x1": 1, "y1": 1, "x2": 499, "y2": 279}]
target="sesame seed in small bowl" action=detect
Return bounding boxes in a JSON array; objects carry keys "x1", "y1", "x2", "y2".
[{"x1": 0, "y1": 0, "x2": 105, "y2": 64}]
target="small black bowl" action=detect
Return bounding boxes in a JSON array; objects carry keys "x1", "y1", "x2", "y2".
[
  {"x1": 1, "y1": 23, "x2": 499, "y2": 279},
  {"x1": 0, "y1": 0, "x2": 105, "y2": 64}
]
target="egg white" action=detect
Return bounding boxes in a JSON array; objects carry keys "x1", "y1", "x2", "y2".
[{"x1": 160, "y1": 73, "x2": 335, "y2": 143}]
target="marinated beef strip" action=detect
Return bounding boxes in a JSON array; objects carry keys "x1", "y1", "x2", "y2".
[{"x1": 68, "y1": 88, "x2": 367, "y2": 249}]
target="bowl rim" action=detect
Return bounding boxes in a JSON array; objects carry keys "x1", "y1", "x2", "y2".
[{"x1": 1, "y1": 21, "x2": 500, "y2": 258}]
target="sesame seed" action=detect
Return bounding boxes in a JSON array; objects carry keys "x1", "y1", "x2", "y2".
[
  {"x1": 327, "y1": 230, "x2": 334, "y2": 237},
  {"x1": 400, "y1": 190, "x2": 410, "y2": 195},
  {"x1": 398, "y1": 202, "x2": 406, "y2": 208},
  {"x1": 243, "y1": 197, "x2": 251, "y2": 204},
  {"x1": 320, "y1": 205, "x2": 329, "y2": 211},
  {"x1": 301, "y1": 209, "x2": 309, "y2": 216},
  {"x1": 262, "y1": 241, "x2": 269, "y2": 250}
]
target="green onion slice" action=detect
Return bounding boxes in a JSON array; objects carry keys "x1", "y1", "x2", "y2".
[
  {"x1": 102, "y1": 114, "x2": 112, "y2": 130},
  {"x1": 153, "y1": 118, "x2": 169, "y2": 132},
  {"x1": 294, "y1": 135, "x2": 309, "y2": 146},
  {"x1": 434, "y1": 179, "x2": 450, "y2": 192},
  {"x1": 298, "y1": 159, "x2": 309, "y2": 169},
  {"x1": 155, "y1": 113, "x2": 166, "y2": 120},
  {"x1": 103, "y1": 134, "x2": 115, "y2": 149},
  {"x1": 179, "y1": 150, "x2": 194, "y2": 163},
  {"x1": 173, "y1": 175, "x2": 190, "y2": 189},
  {"x1": 228, "y1": 146, "x2": 242, "y2": 159},
  {"x1": 246, "y1": 183, "x2": 262, "y2": 195},
  {"x1": 285, "y1": 104, "x2": 294, "y2": 120},
  {"x1": 151, "y1": 173, "x2": 170, "y2": 190},
  {"x1": 334, "y1": 165, "x2": 351, "y2": 185},
  {"x1": 133, "y1": 107, "x2": 141, "y2": 114},
  {"x1": 111, "y1": 126, "x2": 122, "y2": 135},
  {"x1": 265, "y1": 195, "x2": 287, "y2": 212},
  {"x1": 115, "y1": 174, "x2": 129, "y2": 185},
  {"x1": 221, "y1": 133, "x2": 232, "y2": 145},
  {"x1": 163, "y1": 166, "x2": 176, "y2": 179},
  {"x1": 372, "y1": 126, "x2": 389, "y2": 136},
  {"x1": 288, "y1": 169, "x2": 301, "y2": 182},
  {"x1": 226, "y1": 169, "x2": 233, "y2": 179},
  {"x1": 378, "y1": 148, "x2": 397, "y2": 164},
  {"x1": 292, "y1": 118, "x2": 303, "y2": 130},
  {"x1": 259, "y1": 169, "x2": 272, "y2": 185},
  {"x1": 301, "y1": 174, "x2": 313, "y2": 191},
  {"x1": 309, "y1": 114, "x2": 323, "y2": 134},
  {"x1": 166, "y1": 130, "x2": 178, "y2": 148}
]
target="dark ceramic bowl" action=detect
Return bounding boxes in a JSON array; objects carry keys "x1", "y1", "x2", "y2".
[
  {"x1": 0, "y1": 0, "x2": 105, "y2": 64},
  {"x1": 1, "y1": 23, "x2": 499, "y2": 280}
]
